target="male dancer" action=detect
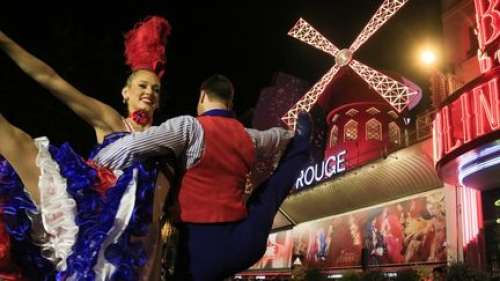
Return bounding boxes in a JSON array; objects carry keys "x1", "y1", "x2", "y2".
[{"x1": 95, "y1": 74, "x2": 311, "y2": 281}]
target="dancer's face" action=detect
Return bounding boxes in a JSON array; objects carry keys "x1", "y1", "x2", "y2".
[{"x1": 122, "y1": 70, "x2": 161, "y2": 114}]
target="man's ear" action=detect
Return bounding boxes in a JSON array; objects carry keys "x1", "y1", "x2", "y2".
[{"x1": 200, "y1": 90, "x2": 207, "y2": 103}]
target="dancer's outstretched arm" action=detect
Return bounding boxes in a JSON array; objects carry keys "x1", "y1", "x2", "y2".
[{"x1": 0, "y1": 31, "x2": 123, "y2": 141}]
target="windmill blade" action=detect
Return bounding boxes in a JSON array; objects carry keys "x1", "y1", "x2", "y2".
[
  {"x1": 282, "y1": 64, "x2": 341, "y2": 129},
  {"x1": 288, "y1": 18, "x2": 340, "y2": 58},
  {"x1": 349, "y1": 59, "x2": 418, "y2": 113},
  {"x1": 348, "y1": 0, "x2": 409, "y2": 53}
]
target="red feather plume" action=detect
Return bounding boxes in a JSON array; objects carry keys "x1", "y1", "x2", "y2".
[{"x1": 124, "y1": 16, "x2": 171, "y2": 78}]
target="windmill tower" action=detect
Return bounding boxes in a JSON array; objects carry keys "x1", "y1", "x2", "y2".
[{"x1": 282, "y1": 0, "x2": 420, "y2": 130}]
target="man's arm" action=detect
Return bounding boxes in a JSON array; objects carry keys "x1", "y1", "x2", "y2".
[
  {"x1": 244, "y1": 127, "x2": 294, "y2": 190},
  {"x1": 246, "y1": 127, "x2": 294, "y2": 160},
  {"x1": 93, "y1": 116, "x2": 202, "y2": 169}
]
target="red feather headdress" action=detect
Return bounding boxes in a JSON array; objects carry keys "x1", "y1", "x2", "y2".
[{"x1": 124, "y1": 16, "x2": 171, "y2": 78}]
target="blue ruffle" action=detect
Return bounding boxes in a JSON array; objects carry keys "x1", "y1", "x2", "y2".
[
  {"x1": 53, "y1": 132, "x2": 158, "y2": 280},
  {"x1": 106, "y1": 163, "x2": 157, "y2": 281},
  {"x1": 0, "y1": 130, "x2": 159, "y2": 281},
  {"x1": 0, "y1": 157, "x2": 55, "y2": 281}
]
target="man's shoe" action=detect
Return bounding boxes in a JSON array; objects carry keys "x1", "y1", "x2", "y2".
[{"x1": 295, "y1": 111, "x2": 312, "y2": 141}]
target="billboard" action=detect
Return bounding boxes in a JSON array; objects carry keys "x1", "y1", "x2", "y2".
[
  {"x1": 248, "y1": 230, "x2": 294, "y2": 270},
  {"x1": 292, "y1": 190, "x2": 446, "y2": 268}
]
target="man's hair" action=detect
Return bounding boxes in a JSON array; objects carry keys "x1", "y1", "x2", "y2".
[{"x1": 200, "y1": 74, "x2": 234, "y2": 102}]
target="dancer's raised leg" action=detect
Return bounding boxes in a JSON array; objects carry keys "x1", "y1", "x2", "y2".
[{"x1": 0, "y1": 114, "x2": 40, "y2": 203}]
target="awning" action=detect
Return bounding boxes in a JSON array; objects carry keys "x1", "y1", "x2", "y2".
[{"x1": 274, "y1": 138, "x2": 442, "y2": 227}]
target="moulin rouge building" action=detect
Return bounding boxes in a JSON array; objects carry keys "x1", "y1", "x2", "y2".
[
  {"x1": 432, "y1": 0, "x2": 500, "y2": 272},
  {"x1": 236, "y1": 0, "x2": 500, "y2": 279}
]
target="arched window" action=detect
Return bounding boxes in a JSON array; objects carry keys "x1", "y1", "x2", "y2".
[
  {"x1": 344, "y1": 119, "x2": 358, "y2": 141},
  {"x1": 366, "y1": 107, "x2": 380, "y2": 115},
  {"x1": 389, "y1": 121, "x2": 401, "y2": 145},
  {"x1": 329, "y1": 125, "x2": 338, "y2": 147},
  {"x1": 366, "y1": 118, "x2": 382, "y2": 141}
]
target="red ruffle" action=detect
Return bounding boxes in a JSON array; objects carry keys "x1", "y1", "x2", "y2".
[
  {"x1": 86, "y1": 161, "x2": 117, "y2": 196},
  {"x1": 0, "y1": 215, "x2": 27, "y2": 281}
]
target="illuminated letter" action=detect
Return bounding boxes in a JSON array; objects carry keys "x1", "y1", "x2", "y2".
[
  {"x1": 324, "y1": 155, "x2": 337, "y2": 178},
  {"x1": 295, "y1": 170, "x2": 304, "y2": 189},
  {"x1": 314, "y1": 163, "x2": 325, "y2": 182},
  {"x1": 473, "y1": 78, "x2": 500, "y2": 136},
  {"x1": 474, "y1": 0, "x2": 500, "y2": 49},
  {"x1": 433, "y1": 111, "x2": 444, "y2": 163},
  {"x1": 442, "y1": 105, "x2": 461, "y2": 153},
  {"x1": 304, "y1": 166, "x2": 315, "y2": 186},
  {"x1": 337, "y1": 150, "x2": 347, "y2": 173},
  {"x1": 460, "y1": 92, "x2": 474, "y2": 143}
]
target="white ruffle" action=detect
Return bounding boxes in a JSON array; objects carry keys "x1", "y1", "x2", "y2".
[
  {"x1": 34, "y1": 137, "x2": 79, "y2": 271},
  {"x1": 93, "y1": 168, "x2": 138, "y2": 281}
]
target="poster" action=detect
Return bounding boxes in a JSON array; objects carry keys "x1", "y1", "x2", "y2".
[
  {"x1": 249, "y1": 230, "x2": 294, "y2": 270},
  {"x1": 292, "y1": 190, "x2": 446, "y2": 268}
]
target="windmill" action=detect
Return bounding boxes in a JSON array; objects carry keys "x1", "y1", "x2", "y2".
[{"x1": 282, "y1": 0, "x2": 419, "y2": 129}]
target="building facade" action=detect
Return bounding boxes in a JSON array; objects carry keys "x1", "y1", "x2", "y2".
[{"x1": 236, "y1": 0, "x2": 500, "y2": 279}]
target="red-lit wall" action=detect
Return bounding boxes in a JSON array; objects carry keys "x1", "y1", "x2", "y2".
[{"x1": 324, "y1": 102, "x2": 405, "y2": 170}]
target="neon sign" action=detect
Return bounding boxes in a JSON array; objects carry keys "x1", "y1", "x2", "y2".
[
  {"x1": 295, "y1": 150, "x2": 347, "y2": 190},
  {"x1": 474, "y1": 0, "x2": 500, "y2": 73},
  {"x1": 433, "y1": 76, "x2": 500, "y2": 163}
]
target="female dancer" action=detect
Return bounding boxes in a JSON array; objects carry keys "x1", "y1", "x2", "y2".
[{"x1": 0, "y1": 16, "x2": 174, "y2": 280}]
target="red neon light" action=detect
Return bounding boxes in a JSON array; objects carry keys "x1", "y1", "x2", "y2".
[
  {"x1": 473, "y1": 78, "x2": 500, "y2": 135},
  {"x1": 461, "y1": 187, "x2": 466, "y2": 247},
  {"x1": 460, "y1": 186, "x2": 482, "y2": 248},
  {"x1": 433, "y1": 112, "x2": 444, "y2": 162},
  {"x1": 474, "y1": 0, "x2": 500, "y2": 73},
  {"x1": 433, "y1": 76, "x2": 500, "y2": 163},
  {"x1": 467, "y1": 189, "x2": 471, "y2": 246},
  {"x1": 474, "y1": 0, "x2": 500, "y2": 49},
  {"x1": 460, "y1": 93, "x2": 473, "y2": 144},
  {"x1": 442, "y1": 105, "x2": 462, "y2": 153},
  {"x1": 474, "y1": 190, "x2": 479, "y2": 239}
]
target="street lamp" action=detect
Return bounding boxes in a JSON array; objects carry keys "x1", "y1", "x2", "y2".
[
  {"x1": 421, "y1": 49, "x2": 437, "y2": 65},
  {"x1": 417, "y1": 46, "x2": 440, "y2": 68},
  {"x1": 416, "y1": 44, "x2": 446, "y2": 107}
]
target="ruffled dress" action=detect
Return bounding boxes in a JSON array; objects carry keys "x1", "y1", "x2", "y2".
[
  {"x1": 0, "y1": 156, "x2": 53, "y2": 281},
  {"x1": 0, "y1": 132, "x2": 168, "y2": 281}
]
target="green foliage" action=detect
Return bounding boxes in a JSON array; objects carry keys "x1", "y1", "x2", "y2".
[
  {"x1": 394, "y1": 269, "x2": 420, "y2": 281},
  {"x1": 446, "y1": 263, "x2": 491, "y2": 281},
  {"x1": 339, "y1": 271, "x2": 362, "y2": 281},
  {"x1": 305, "y1": 267, "x2": 326, "y2": 281},
  {"x1": 291, "y1": 266, "x2": 307, "y2": 281},
  {"x1": 289, "y1": 263, "x2": 493, "y2": 281},
  {"x1": 361, "y1": 271, "x2": 385, "y2": 281}
]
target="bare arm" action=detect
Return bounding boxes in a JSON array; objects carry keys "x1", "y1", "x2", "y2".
[{"x1": 0, "y1": 31, "x2": 123, "y2": 138}]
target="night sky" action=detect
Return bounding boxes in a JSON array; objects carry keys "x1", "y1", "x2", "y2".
[{"x1": 0, "y1": 0, "x2": 442, "y2": 153}]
